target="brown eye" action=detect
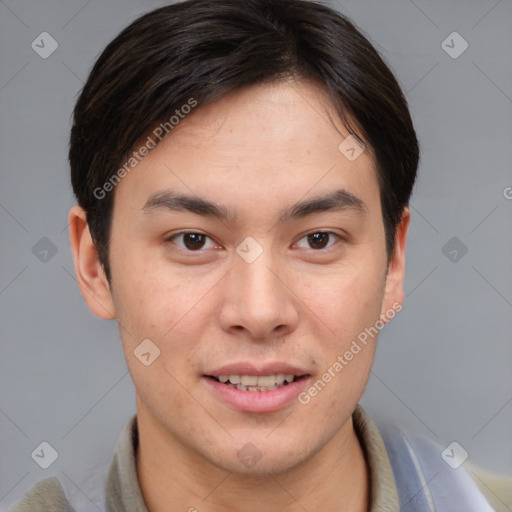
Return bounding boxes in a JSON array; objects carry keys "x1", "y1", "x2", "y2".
[
  {"x1": 307, "y1": 232, "x2": 330, "y2": 249},
  {"x1": 182, "y1": 233, "x2": 206, "y2": 250},
  {"x1": 296, "y1": 231, "x2": 340, "y2": 250},
  {"x1": 169, "y1": 232, "x2": 216, "y2": 251}
]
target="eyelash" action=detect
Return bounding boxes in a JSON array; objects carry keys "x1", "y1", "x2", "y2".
[{"x1": 166, "y1": 230, "x2": 343, "y2": 252}]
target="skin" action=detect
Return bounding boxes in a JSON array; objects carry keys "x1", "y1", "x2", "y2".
[{"x1": 69, "y1": 79, "x2": 410, "y2": 512}]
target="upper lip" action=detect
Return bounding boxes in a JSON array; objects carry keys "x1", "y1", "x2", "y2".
[{"x1": 205, "y1": 362, "x2": 310, "y2": 377}]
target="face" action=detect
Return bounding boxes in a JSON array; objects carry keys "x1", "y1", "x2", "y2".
[{"x1": 74, "y1": 79, "x2": 408, "y2": 475}]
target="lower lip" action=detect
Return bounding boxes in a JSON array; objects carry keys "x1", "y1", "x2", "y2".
[{"x1": 203, "y1": 376, "x2": 310, "y2": 413}]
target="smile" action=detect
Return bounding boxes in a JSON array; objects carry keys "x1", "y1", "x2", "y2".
[
  {"x1": 207, "y1": 373, "x2": 299, "y2": 391},
  {"x1": 203, "y1": 373, "x2": 310, "y2": 412}
]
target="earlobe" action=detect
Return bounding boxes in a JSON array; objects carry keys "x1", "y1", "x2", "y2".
[
  {"x1": 68, "y1": 205, "x2": 116, "y2": 320},
  {"x1": 381, "y1": 207, "x2": 410, "y2": 318}
]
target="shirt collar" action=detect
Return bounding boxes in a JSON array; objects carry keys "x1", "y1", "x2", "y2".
[
  {"x1": 106, "y1": 405, "x2": 399, "y2": 512},
  {"x1": 353, "y1": 405, "x2": 400, "y2": 510}
]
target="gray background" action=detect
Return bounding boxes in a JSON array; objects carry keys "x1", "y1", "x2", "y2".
[{"x1": 1, "y1": 0, "x2": 511, "y2": 508}]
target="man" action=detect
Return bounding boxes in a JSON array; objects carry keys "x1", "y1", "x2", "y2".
[{"x1": 11, "y1": 0, "x2": 510, "y2": 510}]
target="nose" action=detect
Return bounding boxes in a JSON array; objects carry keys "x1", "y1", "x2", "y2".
[{"x1": 218, "y1": 247, "x2": 299, "y2": 341}]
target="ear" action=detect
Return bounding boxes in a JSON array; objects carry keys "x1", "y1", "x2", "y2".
[
  {"x1": 380, "y1": 207, "x2": 410, "y2": 318},
  {"x1": 68, "y1": 205, "x2": 116, "y2": 320}
]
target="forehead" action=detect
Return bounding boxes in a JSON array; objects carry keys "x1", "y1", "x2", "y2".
[{"x1": 114, "y1": 80, "x2": 379, "y2": 218}]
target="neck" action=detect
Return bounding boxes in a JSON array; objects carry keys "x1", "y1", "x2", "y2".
[{"x1": 136, "y1": 409, "x2": 369, "y2": 512}]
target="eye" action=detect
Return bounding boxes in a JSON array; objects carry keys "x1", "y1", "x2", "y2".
[
  {"x1": 167, "y1": 231, "x2": 218, "y2": 251},
  {"x1": 295, "y1": 231, "x2": 341, "y2": 250}
]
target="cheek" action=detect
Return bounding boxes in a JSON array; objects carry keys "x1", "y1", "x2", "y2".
[
  {"x1": 294, "y1": 259, "x2": 383, "y2": 405},
  {"x1": 111, "y1": 256, "x2": 219, "y2": 371},
  {"x1": 113, "y1": 267, "x2": 205, "y2": 409},
  {"x1": 112, "y1": 251, "x2": 190, "y2": 333},
  {"x1": 298, "y1": 260, "x2": 385, "y2": 343}
]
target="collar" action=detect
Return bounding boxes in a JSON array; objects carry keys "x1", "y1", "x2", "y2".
[
  {"x1": 106, "y1": 405, "x2": 400, "y2": 512},
  {"x1": 353, "y1": 405, "x2": 400, "y2": 510}
]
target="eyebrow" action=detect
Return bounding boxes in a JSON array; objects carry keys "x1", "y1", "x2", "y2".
[{"x1": 141, "y1": 188, "x2": 367, "y2": 223}]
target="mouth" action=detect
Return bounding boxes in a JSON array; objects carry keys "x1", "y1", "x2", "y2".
[
  {"x1": 202, "y1": 367, "x2": 311, "y2": 413},
  {"x1": 205, "y1": 373, "x2": 308, "y2": 392}
]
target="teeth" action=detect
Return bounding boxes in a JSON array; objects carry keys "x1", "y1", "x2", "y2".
[
  {"x1": 215, "y1": 374, "x2": 298, "y2": 387},
  {"x1": 256, "y1": 375, "x2": 275, "y2": 387},
  {"x1": 230, "y1": 383, "x2": 283, "y2": 392},
  {"x1": 241, "y1": 375, "x2": 258, "y2": 386}
]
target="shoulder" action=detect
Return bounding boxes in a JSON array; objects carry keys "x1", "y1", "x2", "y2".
[
  {"x1": 8, "y1": 415, "x2": 139, "y2": 512},
  {"x1": 381, "y1": 422, "x2": 511, "y2": 511},
  {"x1": 8, "y1": 476, "x2": 72, "y2": 512},
  {"x1": 355, "y1": 406, "x2": 510, "y2": 512},
  {"x1": 465, "y1": 461, "x2": 512, "y2": 512},
  {"x1": 8, "y1": 460, "x2": 111, "y2": 512}
]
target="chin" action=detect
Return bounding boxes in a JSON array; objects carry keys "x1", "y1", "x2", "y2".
[{"x1": 202, "y1": 436, "x2": 316, "y2": 476}]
